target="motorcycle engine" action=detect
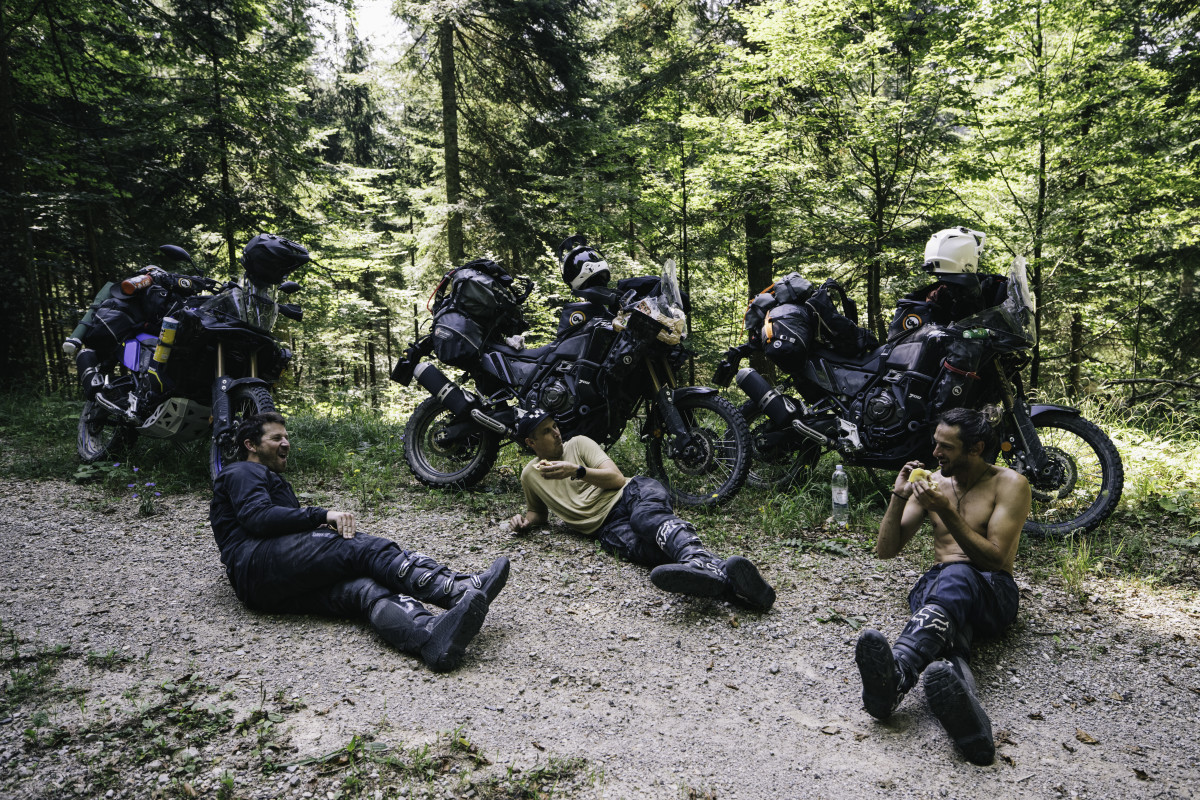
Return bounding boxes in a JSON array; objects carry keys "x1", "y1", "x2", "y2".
[
  {"x1": 539, "y1": 378, "x2": 575, "y2": 414},
  {"x1": 864, "y1": 390, "x2": 899, "y2": 426}
]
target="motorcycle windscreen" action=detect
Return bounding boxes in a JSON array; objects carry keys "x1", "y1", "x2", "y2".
[{"x1": 955, "y1": 256, "x2": 1036, "y2": 348}]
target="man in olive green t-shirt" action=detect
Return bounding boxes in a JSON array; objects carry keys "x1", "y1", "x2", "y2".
[{"x1": 508, "y1": 406, "x2": 775, "y2": 611}]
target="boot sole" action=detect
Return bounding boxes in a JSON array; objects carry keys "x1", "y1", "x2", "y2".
[
  {"x1": 924, "y1": 660, "x2": 995, "y2": 765},
  {"x1": 649, "y1": 564, "x2": 727, "y2": 598},
  {"x1": 724, "y1": 556, "x2": 776, "y2": 611},
  {"x1": 856, "y1": 629, "x2": 899, "y2": 720},
  {"x1": 478, "y1": 556, "x2": 510, "y2": 604},
  {"x1": 423, "y1": 590, "x2": 489, "y2": 673}
]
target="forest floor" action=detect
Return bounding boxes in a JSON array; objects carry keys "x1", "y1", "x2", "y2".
[{"x1": 1, "y1": 475, "x2": 1198, "y2": 800}]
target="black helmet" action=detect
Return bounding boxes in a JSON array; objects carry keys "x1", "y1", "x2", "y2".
[
  {"x1": 556, "y1": 234, "x2": 611, "y2": 292},
  {"x1": 242, "y1": 233, "x2": 311, "y2": 285}
]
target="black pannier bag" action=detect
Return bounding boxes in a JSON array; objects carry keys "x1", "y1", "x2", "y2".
[
  {"x1": 431, "y1": 309, "x2": 485, "y2": 369},
  {"x1": 79, "y1": 283, "x2": 172, "y2": 354},
  {"x1": 930, "y1": 336, "x2": 987, "y2": 415},
  {"x1": 806, "y1": 279, "x2": 878, "y2": 357},
  {"x1": 761, "y1": 303, "x2": 813, "y2": 372},
  {"x1": 429, "y1": 258, "x2": 529, "y2": 367},
  {"x1": 744, "y1": 272, "x2": 814, "y2": 346}
]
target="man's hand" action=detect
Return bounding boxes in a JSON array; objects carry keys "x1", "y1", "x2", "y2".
[
  {"x1": 509, "y1": 513, "x2": 532, "y2": 533},
  {"x1": 911, "y1": 480, "x2": 952, "y2": 516},
  {"x1": 893, "y1": 460, "x2": 925, "y2": 498},
  {"x1": 534, "y1": 460, "x2": 577, "y2": 481},
  {"x1": 325, "y1": 510, "x2": 357, "y2": 539}
]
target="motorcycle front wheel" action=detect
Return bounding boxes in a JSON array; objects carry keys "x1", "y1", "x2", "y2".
[
  {"x1": 645, "y1": 393, "x2": 751, "y2": 507},
  {"x1": 741, "y1": 406, "x2": 823, "y2": 490},
  {"x1": 209, "y1": 385, "x2": 277, "y2": 481},
  {"x1": 404, "y1": 396, "x2": 500, "y2": 489},
  {"x1": 78, "y1": 397, "x2": 135, "y2": 463},
  {"x1": 1015, "y1": 410, "x2": 1124, "y2": 537}
]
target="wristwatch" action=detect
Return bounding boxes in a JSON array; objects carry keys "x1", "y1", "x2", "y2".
[{"x1": 575, "y1": 464, "x2": 587, "y2": 480}]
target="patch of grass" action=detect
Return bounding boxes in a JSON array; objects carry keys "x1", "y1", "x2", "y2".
[
  {"x1": 0, "y1": 392, "x2": 81, "y2": 478},
  {"x1": 1057, "y1": 536, "x2": 1097, "y2": 600},
  {"x1": 0, "y1": 631, "x2": 73, "y2": 715},
  {"x1": 474, "y1": 755, "x2": 592, "y2": 800},
  {"x1": 85, "y1": 648, "x2": 133, "y2": 670}
]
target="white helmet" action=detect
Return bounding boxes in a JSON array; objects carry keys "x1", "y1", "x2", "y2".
[{"x1": 924, "y1": 227, "x2": 986, "y2": 274}]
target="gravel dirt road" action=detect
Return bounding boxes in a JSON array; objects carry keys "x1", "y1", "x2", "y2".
[{"x1": 1, "y1": 476, "x2": 1198, "y2": 799}]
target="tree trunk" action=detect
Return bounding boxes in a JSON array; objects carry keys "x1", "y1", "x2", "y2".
[
  {"x1": 368, "y1": 339, "x2": 378, "y2": 407},
  {"x1": 208, "y1": 1, "x2": 237, "y2": 274},
  {"x1": 0, "y1": 4, "x2": 42, "y2": 389},
  {"x1": 1068, "y1": 311, "x2": 1083, "y2": 398},
  {"x1": 439, "y1": 19, "x2": 463, "y2": 263},
  {"x1": 1029, "y1": 3, "x2": 1047, "y2": 392},
  {"x1": 744, "y1": 178, "x2": 774, "y2": 380}
]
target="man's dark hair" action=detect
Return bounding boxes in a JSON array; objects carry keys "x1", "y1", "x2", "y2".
[
  {"x1": 235, "y1": 411, "x2": 287, "y2": 460},
  {"x1": 938, "y1": 406, "x2": 999, "y2": 460}
]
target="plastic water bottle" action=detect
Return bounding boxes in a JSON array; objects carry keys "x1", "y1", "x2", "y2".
[{"x1": 831, "y1": 464, "x2": 850, "y2": 528}]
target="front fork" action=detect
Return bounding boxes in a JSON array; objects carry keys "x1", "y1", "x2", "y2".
[
  {"x1": 210, "y1": 344, "x2": 270, "y2": 447},
  {"x1": 996, "y1": 368, "x2": 1052, "y2": 479}
]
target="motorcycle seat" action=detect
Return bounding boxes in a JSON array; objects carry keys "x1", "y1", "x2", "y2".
[{"x1": 486, "y1": 341, "x2": 557, "y2": 361}]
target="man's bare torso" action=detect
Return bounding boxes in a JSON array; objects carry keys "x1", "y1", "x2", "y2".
[{"x1": 926, "y1": 465, "x2": 1018, "y2": 571}]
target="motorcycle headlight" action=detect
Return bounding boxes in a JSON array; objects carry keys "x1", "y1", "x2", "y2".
[{"x1": 240, "y1": 278, "x2": 279, "y2": 331}]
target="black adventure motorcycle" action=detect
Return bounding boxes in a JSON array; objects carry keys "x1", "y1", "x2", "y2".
[
  {"x1": 715, "y1": 257, "x2": 1123, "y2": 537},
  {"x1": 391, "y1": 258, "x2": 751, "y2": 507},
  {"x1": 69, "y1": 236, "x2": 307, "y2": 480}
]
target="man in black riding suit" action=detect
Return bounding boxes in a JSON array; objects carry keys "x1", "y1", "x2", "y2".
[
  {"x1": 210, "y1": 412, "x2": 509, "y2": 672},
  {"x1": 854, "y1": 407, "x2": 1032, "y2": 765},
  {"x1": 507, "y1": 406, "x2": 776, "y2": 612}
]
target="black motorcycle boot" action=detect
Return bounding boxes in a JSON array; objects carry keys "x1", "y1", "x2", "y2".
[
  {"x1": 391, "y1": 552, "x2": 510, "y2": 609},
  {"x1": 857, "y1": 604, "x2": 955, "y2": 720},
  {"x1": 75, "y1": 349, "x2": 105, "y2": 399},
  {"x1": 892, "y1": 603, "x2": 956, "y2": 677},
  {"x1": 648, "y1": 520, "x2": 728, "y2": 599},
  {"x1": 855, "y1": 629, "x2": 906, "y2": 720},
  {"x1": 367, "y1": 591, "x2": 490, "y2": 673},
  {"x1": 924, "y1": 656, "x2": 995, "y2": 766},
  {"x1": 722, "y1": 556, "x2": 776, "y2": 612}
]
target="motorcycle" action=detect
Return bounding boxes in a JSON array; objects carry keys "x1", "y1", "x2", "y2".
[
  {"x1": 71, "y1": 242, "x2": 304, "y2": 480},
  {"x1": 391, "y1": 258, "x2": 751, "y2": 507},
  {"x1": 715, "y1": 256, "x2": 1124, "y2": 537}
]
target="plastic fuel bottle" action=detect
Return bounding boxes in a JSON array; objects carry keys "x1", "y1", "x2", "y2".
[{"x1": 831, "y1": 464, "x2": 850, "y2": 528}]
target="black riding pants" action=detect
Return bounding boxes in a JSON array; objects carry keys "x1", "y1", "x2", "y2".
[
  {"x1": 596, "y1": 476, "x2": 689, "y2": 568},
  {"x1": 226, "y1": 530, "x2": 411, "y2": 619}
]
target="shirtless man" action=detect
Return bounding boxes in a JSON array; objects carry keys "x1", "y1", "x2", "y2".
[{"x1": 854, "y1": 407, "x2": 1031, "y2": 765}]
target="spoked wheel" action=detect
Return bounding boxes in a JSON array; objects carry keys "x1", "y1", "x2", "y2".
[
  {"x1": 209, "y1": 385, "x2": 277, "y2": 481},
  {"x1": 1013, "y1": 411, "x2": 1124, "y2": 537},
  {"x1": 645, "y1": 393, "x2": 751, "y2": 507},
  {"x1": 78, "y1": 387, "x2": 136, "y2": 464},
  {"x1": 403, "y1": 396, "x2": 500, "y2": 489},
  {"x1": 742, "y1": 407, "x2": 822, "y2": 490}
]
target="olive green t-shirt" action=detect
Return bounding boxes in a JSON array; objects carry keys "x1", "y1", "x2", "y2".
[{"x1": 520, "y1": 436, "x2": 627, "y2": 535}]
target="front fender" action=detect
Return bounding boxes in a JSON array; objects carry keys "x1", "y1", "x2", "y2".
[
  {"x1": 1029, "y1": 403, "x2": 1080, "y2": 419},
  {"x1": 670, "y1": 385, "x2": 719, "y2": 402}
]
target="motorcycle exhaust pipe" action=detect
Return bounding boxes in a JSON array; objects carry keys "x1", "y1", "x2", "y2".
[
  {"x1": 413, "y1": 362, "x2": 475, "y2": 417},
  {"x1": 736, "y1": 367, "x2": 798, "y2": 427},
  {"x1": 736, "y1": 367, "x2": 830, "y2": 445}
]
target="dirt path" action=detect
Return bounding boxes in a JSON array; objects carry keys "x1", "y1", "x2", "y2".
[{"x1": 1, "y1": 477, "x2": 1198, "y2": 799}]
